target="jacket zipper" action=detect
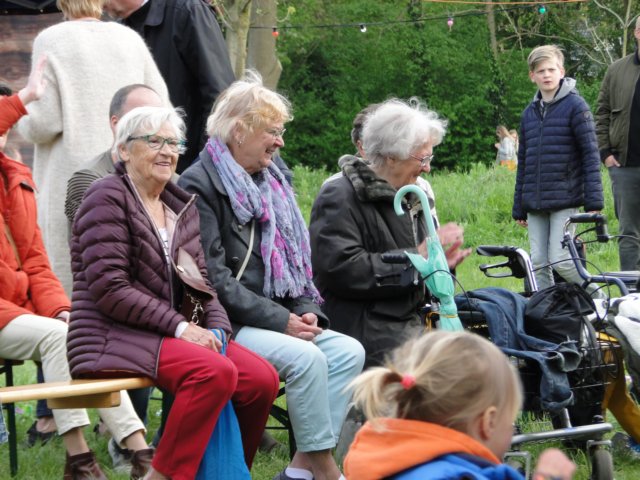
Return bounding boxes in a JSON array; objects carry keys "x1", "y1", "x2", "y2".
[{"x1": 124, "y1": 175, "x2": 197, "y2": 376}]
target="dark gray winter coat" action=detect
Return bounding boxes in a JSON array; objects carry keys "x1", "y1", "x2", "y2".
[
  {"x1": 177, "y1": 149, "x2": 328, "y2": 335},
  {"x1": 309, "y1": 156, "x2": 428, "y2": 367}
]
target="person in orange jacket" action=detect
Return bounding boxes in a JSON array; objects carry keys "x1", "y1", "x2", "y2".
[
  {"x1": 0, "y1": 57, "x2": 152, "y2": 479},
  {"x1": 344, "y1": 331, "x2": 576, "y2": 480}
]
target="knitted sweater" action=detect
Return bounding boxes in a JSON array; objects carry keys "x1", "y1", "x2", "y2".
[{"x1": 17, "y1": 19, "x2": 169, "y2": 294}]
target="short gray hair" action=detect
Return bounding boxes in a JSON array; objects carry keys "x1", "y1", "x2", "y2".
[
  {"x1": 362, "y1": 98, "x2": 447, "y2": 168},
  {"x1": 206, "y1": 70, "x2": 292, "y2": 143},
  {"x1": 113, "y1": 106, "x2": 186, "y2": 160}
]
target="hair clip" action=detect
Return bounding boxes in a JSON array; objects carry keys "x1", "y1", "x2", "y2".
[{"x1": 400, "y1": 374, "x2": 416, "y2": 390}]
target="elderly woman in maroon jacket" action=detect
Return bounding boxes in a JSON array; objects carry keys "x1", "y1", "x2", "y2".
[{"x1": 68, "y1": 106, "x2": 279, "y2": 480}]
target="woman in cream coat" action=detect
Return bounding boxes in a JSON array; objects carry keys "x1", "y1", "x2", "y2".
[{"x1": 18, "y1": 0, "x2": 169, "y2": 293}]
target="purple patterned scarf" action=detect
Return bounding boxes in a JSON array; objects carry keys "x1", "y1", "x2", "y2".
[{"x1": 206, "y1": 137, "x2": 321, "y2": 303}]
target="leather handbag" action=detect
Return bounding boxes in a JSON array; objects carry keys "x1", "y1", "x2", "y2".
[{"x1": 174, "y1": 247, "x2": 215, "y2": 325}]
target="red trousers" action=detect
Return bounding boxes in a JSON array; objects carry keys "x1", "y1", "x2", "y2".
[{"x1": 152, "y1": 338, "x2": 279, "y2": 480}]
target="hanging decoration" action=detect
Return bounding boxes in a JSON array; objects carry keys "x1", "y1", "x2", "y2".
[{"x1": 251, "y1": 0, "x2": 587, "y2": 34}]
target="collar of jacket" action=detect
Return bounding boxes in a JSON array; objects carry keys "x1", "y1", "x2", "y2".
[
  {"x1": 138, "y1": 0, "x2": 166, "y2": 28},
  {"x1": 340, "y1": 154, "x2": 400, "y2": 203},
  {"x1": 635, "y1": 47, "x2": 640, "y2": 65},
  {"x1": 114, "y1": 160, "x2": 194, "y2": 214},
  {"x1": 198, "y1": 147, "x2": 232, "y2": 198}
]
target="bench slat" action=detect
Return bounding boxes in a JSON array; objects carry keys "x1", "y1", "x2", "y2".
[
  {"x1": 48, "y1": 392, "x2": 123, "y2": 409},
  {"x1": 0, "y1": 377, "x2": 154, "y2": 406}
]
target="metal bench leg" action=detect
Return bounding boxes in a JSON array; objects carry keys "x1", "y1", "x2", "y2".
[
  {"x1": 268, "y1": 386, "x2": 296, "y2": 460},
  {"x1": 7, "y1": 401, "x2": 17, "y2": 476},
  {"x1": 5, "y1": 360, "x2": 18, "y2": 476}
]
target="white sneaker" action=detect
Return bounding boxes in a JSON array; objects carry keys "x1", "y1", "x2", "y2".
[{"x1": 108, "y1": 437, "x2": 133, "y2": 474}]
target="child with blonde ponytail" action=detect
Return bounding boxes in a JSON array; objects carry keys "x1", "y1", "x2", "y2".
[{"x1": 344, "y1": 331, "x2": 575, "y2": 480}]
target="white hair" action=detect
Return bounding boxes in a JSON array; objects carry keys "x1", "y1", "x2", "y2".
[
  {"x1": 362, "y1": 97, "x2": 447, "y2": 168},
  {"x1": 113, "y1": 106, "x2": 186, "y2": 160}
]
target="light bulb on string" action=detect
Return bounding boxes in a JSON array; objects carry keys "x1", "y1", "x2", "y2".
[
  {"x1": 359, "y1": 23, "x2": 367, "y2": 33},
  {"x1": 447, "y1": 17, "x2": 454, "y2": 31},
  {"x1": 537, "y1": 4, "x2": 547, "y2": 14},
  {"x1": 272, "y1": 27, "x2": 279, "y2": 38}
]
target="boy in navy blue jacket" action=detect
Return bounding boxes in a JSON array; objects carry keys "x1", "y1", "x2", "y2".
[{"x1": 512, "y1": 44, "x2": 603, "y2": 295}]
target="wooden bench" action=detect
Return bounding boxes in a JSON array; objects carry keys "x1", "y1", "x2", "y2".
[
  {"x1": 0, "y1": 362, "x2": 153, "y2": 477},
  {"x1": 0, "y1": 377, "x2": 154, "y2": 409},
  {"x1": 1, "y1": 365, "x2": 295, "y2": 476}
]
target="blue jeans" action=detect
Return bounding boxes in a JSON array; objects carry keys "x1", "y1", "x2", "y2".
[
  {"x1": 234, "y1": 327, "x2": 365, "y2": 452},
  {"x1": 0, "y1": 404, "x2": 7, "y2": 445},
  {"x1": 36, "y1": 364, "x2": 52, "y2": 418},
  {"x1": 456, "y1": 287, "x2": 581, "y2": 412}
]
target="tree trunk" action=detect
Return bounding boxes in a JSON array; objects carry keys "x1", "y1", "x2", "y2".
[
  {"x1": 224, "y1": 0, "x2": 253, "y2": 78},
  {"x1": 486, "y1": 0, "x2": 498, "y2": 60},
  {"x1": 247, "y1": 0, "x2": 282, "y2": 89}
]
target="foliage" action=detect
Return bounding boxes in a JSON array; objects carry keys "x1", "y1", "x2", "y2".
[{"x1": 273, "y1": 0, "x2": 637, "y2": 172}]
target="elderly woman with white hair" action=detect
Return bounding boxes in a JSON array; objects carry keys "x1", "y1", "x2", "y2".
[
  {"x1": 309, "y1": 98, "x2": 471, "y2": 368},
  {"x1": 68, "y1": 106, "x2": 279, "y2": 480},
  {"x1": 178, "y1": 73, "x2": 365, "y2": 480}
]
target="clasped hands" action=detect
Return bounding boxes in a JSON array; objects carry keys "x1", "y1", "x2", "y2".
[
  {"x1": 285, "y1": 312, "x2": 322, "y2": 341},
  {"x1": 417, "y1": 222, "x2": 472, "y2": 270}
]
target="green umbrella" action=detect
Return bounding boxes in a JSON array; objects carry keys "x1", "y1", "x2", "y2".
[{"x1": 393, "y1": 184, "x2": 463, "y2": 331}]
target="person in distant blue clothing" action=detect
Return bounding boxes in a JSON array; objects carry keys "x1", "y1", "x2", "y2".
[
  {"x1": 512, "y1": 45, "x2": 604, "y2": 295},
  {"x1": 343, "y1": 330, "x2": 576, "y2": 480}
]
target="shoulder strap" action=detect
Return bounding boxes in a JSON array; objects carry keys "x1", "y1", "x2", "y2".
[{"x1": 235, "y1": 219, "x2": 255, "y2": 281}]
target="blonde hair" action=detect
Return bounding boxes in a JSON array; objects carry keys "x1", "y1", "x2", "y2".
[
  {"x1": 56, "y1": 0, "x2": 104, "y2": 19},
  {"x1": 527, "y1": 45, "x2": 564, "y2": 72},
  {"x1": 496, "y1": 125, "x2": 510, "y2": 140},
  {"x1": 206, "y1": 70, "x2": 292, "y2": 143},
  {"x1": 350, "y1": 331, "x2": 522, "y2": 434}
]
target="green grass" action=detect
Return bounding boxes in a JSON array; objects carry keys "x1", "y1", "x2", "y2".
[{"x1": 1, "y1": 163, "x2": 637, "y2": 478}]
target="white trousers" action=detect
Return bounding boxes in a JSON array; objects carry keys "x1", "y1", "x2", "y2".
[{"x1": 0, "y1": 314, "x2": 144, "y2": 444}]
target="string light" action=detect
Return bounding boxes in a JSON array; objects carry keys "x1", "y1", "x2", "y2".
[
  {"x1": 447, "y1": 17, "x2": 454, "y2": 31},
  {"x1": 254, "y1": 0, "x2": 585, "y2": 33}
]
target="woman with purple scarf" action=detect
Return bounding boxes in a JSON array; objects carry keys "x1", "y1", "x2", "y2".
[{"x1": 178, "y1": 72, "x2": 365, "y2": 480}]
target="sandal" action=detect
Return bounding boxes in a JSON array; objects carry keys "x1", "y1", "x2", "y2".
[{"x1": 26, "y1": 420, "x2": 56, "y2": 447}]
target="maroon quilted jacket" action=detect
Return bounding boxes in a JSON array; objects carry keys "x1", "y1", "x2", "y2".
[{"x1": 67, "y1": 161, "x2": 231, "y2": 379}]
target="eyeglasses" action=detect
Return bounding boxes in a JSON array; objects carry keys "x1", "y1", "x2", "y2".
[
  {"x1": 409, "y1": 152, "x2": 434, "y2": 168},
  {"x1": 127, "y1": 134, "x2": 186, "y2": 154},
  {"x1": 265, "y1": 127, "x2": 286, "y2": 139}
]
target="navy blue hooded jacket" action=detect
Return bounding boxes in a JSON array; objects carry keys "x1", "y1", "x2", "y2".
[{"x1": 512, "y1": 78, "x2": 604, "y2": 220}]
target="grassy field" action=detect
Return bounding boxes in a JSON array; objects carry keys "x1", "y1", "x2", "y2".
[{"x1": 1, "y1": 163, "x2": 638, "y2": 479}]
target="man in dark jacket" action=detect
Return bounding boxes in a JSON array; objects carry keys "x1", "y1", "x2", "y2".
[
  {"x1": 104, "y1": 0, "x2": 236, "y2": 173},
  {"x1": 595, "y1": 16, "x2": 640, "y2": 271}
]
